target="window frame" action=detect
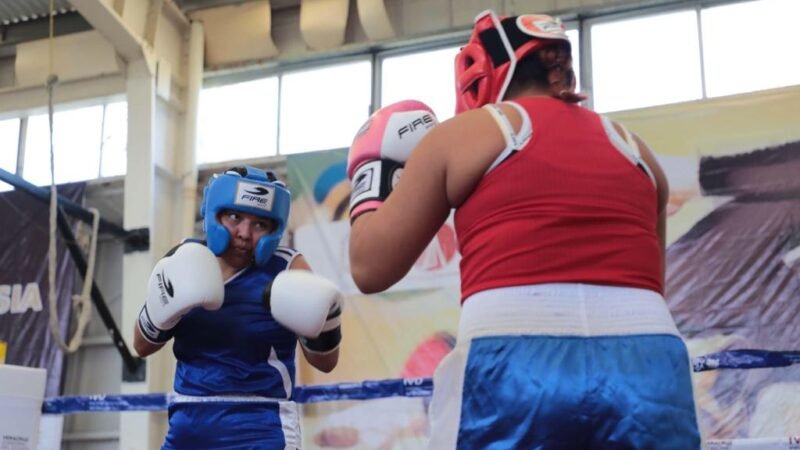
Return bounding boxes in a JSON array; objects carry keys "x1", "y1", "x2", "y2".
[{"x1": 582, "y1": 3, "x2": 705, "y2": 112}]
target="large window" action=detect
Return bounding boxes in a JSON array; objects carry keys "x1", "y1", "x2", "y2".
[
  {"x1": 100, "y1": 102, "x2": 127, "y2": 177},
  {"x1": 702, "y1": 0, "x2": 800, "y2": 98},
  {"x1": 23, "y1": 106, "x2": 104, "y2": 186},
  {"x1": 587, "y1": 0, "x2": 800, "y2": 111},
  {"x1": 0, "y1": 119, "x2": 20, "y2": 192},
  {"x1": 590, "y1": 10, "x2": 703, "y2": 112},
  {"x1": 381, "y1": 46, "x2": 460, "y2": 120},
  {"x1": 197, "y1": 77, "x2": 279, "y2": 164},
  {"x1": 3, "y1": 0, "x2": 796, "y2": 178},
  {"x1": 279, "y1": 60, "x2": 371, "y2": 154}
]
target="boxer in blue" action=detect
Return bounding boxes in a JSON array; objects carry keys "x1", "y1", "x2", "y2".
[{"x1": 133, "y1": 166, "x2": 343, "y2": 449}]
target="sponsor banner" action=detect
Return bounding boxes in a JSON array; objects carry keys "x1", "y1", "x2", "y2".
[{"x1": 0, "y1": 183, "x2": 84, "y2": 396}]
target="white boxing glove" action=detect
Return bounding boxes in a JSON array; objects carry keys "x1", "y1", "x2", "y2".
[
  {"x1": 137, "y1": 242, "x2": 225, "y2": 344},
  {"x1": 267, "y1": 270, "x2": 343, "y2": 354}
]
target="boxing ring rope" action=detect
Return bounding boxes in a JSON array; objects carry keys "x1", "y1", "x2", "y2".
[
  {"x1": 38, "y1": 349, "x2": 800, "y2": 448},
  {"x1": 691, "y1": 349, "x2": 800, "y2": 372},
  {"x1": 42, "y1": 349, "x2": 800, "y2": 414},
  {"x1": 42, "y1": 378, "x2": 434, "y2": 414}
]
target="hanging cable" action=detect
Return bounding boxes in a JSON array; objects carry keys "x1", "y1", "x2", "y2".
[{"x1": 45, "y1": 0, "x2": 99, "y2": 353}]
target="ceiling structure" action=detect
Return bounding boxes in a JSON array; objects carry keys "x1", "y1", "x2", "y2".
[
  {"x1": 175, "y1": 0, "x2": 299, "y2": 13},
  {"x1": 0, "y1": 0, "x2": 74, "y2": 25},
  {"x1": 0, "y1": 0, "x2": 305, "y2": 27}
]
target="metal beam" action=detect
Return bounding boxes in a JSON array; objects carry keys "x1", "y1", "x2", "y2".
[
  {"x1": 69, "y1": 0, "x2": 145, "y2": 61},
  {"x1": 144, "y1": 0, "x2": 164, "y2": 46},
  {"x1": 0, "y1": 73, "x2": 125, "y2": 120},
  {"x1": 0, "y1": 167, "x2": 132, "y2": 239}
]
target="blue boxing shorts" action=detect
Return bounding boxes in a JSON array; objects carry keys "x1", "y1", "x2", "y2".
[
  {"x1": 163, "y1": 395, "x2": 301, "y2": 449},
  {"x1": 427, "y1": 283, "x2": 701, "y2": 450}
]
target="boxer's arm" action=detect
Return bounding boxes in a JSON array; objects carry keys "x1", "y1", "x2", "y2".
[
  {"x1": 300, "y1": 334, "x2": 340, "y2": 373},
  {"x1": 349, "y1": 136, "x2": 451, "y2": 293},
  {"x1": 350, "y1": 108, "x2": 510, "y2": 293},
  {"x1": 133, "y1": 324, "x2": 165, "y2": 357}
]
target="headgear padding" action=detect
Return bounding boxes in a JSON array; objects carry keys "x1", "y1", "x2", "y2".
[
  {"x1": 455, "y1": 10, "x2": 570, "y2": 114},
  {"x1": 201, "y1": 166, "x2": 291, "y2": 267}
]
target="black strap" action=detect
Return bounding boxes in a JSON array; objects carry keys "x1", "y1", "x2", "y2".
[
  {"x1": 479, "y1": 17, "x2": 566, "y2": 68},
  {"x1": 301, "y1": 326, "x2": 342, "y2": 354}
]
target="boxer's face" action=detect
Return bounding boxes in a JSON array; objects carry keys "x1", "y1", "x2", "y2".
[{"x1": 218, "y1": 209, "x2": 277, "y2": 269}]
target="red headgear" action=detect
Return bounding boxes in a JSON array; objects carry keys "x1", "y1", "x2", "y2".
[{"x1": 455, "y1": 10, "x2": 571, "y2": 114}]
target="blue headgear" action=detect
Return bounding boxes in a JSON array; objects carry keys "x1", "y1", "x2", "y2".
[{"x1": 201, "y1": 166, "x2": 291, "y2": 267}]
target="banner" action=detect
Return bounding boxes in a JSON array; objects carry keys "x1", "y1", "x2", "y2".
[
  {"x1": 618, "y1": 86, "x2": 800, "y2": 439},
  {"x1": 0, "y1": 183, "x2": 84, "y2": 397},
  {"x1": 661, "y1": 143, "x2": 800, "y2": 439},
  {"x1": 287, "y1": 150, "x2": 460, "y2": 449}
]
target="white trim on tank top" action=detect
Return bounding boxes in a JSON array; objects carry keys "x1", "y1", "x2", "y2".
[{"x1": 481, "y1": 102, "x2": 532, "y2": 174}]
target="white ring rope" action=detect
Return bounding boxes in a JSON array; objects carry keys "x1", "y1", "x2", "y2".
[{"x1": 45, "y1": 0, "x2": 99, "y2": 353}]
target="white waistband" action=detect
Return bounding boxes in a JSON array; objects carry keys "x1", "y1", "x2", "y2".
[{"x1": 459, "y1": 283, "x2": 680, "y2": 340}]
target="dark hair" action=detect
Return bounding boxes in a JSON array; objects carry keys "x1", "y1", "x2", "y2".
[
  {"x1": 507, "y1": 53, "x2": 552, "y2": 92},
  {"x1": 506, "y1": 42, "x2": 575, "y2": 98}
]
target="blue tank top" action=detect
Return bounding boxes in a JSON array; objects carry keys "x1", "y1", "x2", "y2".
[{"x1": 164, "y1": 244, "x2": 302, "y2": 449}]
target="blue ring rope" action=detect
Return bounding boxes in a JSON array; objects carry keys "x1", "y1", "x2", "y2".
[
  {"x1": 42, "y1": 378, "x2": 433, "y2": 414},
  {"x1": 691, "y1": 349, "x2": 800, "y2": 372},
  {"x1": 41, "y1": 349, "x2": 798, "y2": 415}
]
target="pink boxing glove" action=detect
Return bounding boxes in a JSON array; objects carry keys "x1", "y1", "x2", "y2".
[{"x1": 347, "y1": 100, "x2": 438, "y2": 222}]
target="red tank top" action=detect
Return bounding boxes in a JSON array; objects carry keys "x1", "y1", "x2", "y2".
[{"x1": 455, "y1": 97, "x2": 662, "y2": 301}]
